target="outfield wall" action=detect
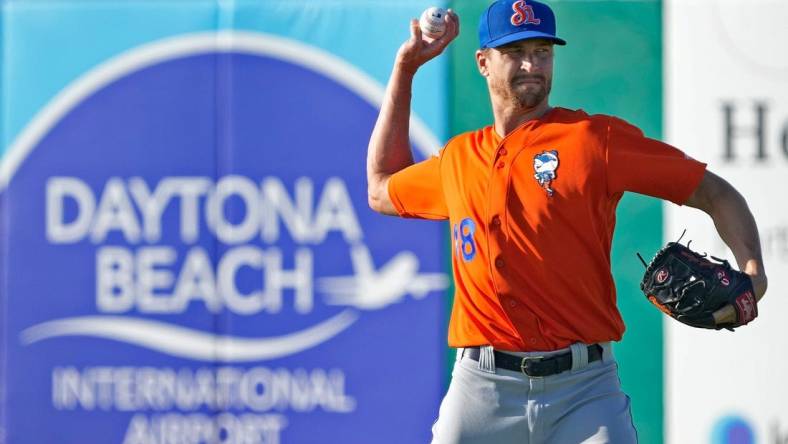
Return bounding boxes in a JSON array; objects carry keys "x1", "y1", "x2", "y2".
[{"x1": 664, "y1": 1, "x2": 788, "y2": 443}]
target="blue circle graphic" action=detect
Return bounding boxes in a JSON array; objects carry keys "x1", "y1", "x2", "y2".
[{"x1": 712, "y1": 415, "x2": 755, "y2": 444}]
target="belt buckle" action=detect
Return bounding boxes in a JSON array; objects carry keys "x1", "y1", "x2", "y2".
[{"x1": 520, "y1": 355, "x2": 544, "y2": 377}]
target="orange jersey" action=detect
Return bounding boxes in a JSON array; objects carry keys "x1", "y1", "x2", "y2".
[{"x1": 388, "y1": 108, "x2": 706, "y2": 351}]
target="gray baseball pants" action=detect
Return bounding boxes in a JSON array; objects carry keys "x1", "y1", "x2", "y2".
[{"x1": 430, "y1": 343, "x2": 638, "y2": 444}]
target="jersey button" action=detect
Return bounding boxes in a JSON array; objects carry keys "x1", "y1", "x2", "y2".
[
  {"x1": 508, "y1": 299, "x2": 517, "y2": 308},
  {"x1": 529, "y1": 338, "x2": 537, "y2": 345},
  {"x1": 492, "y1": 216, "x2": 501, "y2": 227},
  {"x1": 499, "y1": 148, "x2": 508, "y2": 156},
  {"x1": 497, "y1": 161, "x2": 505, "y2": 169},
  {"x1": 495, "y1": 257, "x2": 505, "y2": 268}
]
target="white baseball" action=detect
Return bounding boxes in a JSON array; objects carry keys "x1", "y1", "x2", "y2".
[{"x1": 419, "y1": 7, "x2": 448, "y2": 40}]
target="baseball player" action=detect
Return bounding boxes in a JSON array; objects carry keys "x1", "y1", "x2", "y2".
[{"x1": 366, "y1": 1, "x2": 768, "y2": 442}]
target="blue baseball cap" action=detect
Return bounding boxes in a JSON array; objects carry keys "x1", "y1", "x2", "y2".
[{"x1": 478, "y1": 0, "x2": 566, "y2": 48}]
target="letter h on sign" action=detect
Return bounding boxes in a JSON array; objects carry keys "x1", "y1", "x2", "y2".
[
  {"x1": 723, "y1": 101, "x2": 767, "y2": 161},
  {"x1": 722, "y1": 101, "x2": 788, "y2": 162}
]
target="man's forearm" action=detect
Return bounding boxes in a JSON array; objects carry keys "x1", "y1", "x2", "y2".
[
  {"x1": 686, "y1": 170, "x2": 768, "y2": 318},
  {"x1": 709, "y1": 183, "x2": 767, "y2": 299},
  {"x1": 366, "y1": 14, "x2": 458, "y2": 213},
  {"x1": 367, "y1": 63, "x2": 417, "y2": 185},
  {"x1": 366, "y1": 63, "x2": 418, "y2": 213}
]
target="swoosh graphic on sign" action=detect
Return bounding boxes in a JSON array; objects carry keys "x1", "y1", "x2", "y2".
[{"x1": 19, "y1": 311, "x2": 358, "y2": 362}]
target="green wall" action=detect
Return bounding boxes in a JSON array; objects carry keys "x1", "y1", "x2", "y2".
[{"x1": 448, "y1": 1, "x2": 664, "y2": 442}]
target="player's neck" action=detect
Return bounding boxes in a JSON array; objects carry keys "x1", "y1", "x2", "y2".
[{"x1": 493, "y1": 100, "x2": 552, "y2": 137}]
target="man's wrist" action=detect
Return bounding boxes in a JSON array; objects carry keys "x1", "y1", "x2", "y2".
[
  {"x1": 394, "y1": 58, "x2": 419, "y2": 77},
  {"x1": 742, "y1": 258, "x2": 764, "y2": 275},
  {"x1": 742, "y1": 259, "x2": 767, "y2": 300}
]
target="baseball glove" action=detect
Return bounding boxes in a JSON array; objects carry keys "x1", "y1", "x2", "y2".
[{"x1": 637, "y1": 240, "x2": 757, "y2": 330}]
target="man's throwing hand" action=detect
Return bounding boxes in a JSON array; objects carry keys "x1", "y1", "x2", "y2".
[{"x1": 396, "y1": 9, "x2": 459, "y2": 75}]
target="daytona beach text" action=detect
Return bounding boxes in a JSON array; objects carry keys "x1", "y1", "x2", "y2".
[{"x1": 45, "y1": 176, "x2": 363, "y2": 315}]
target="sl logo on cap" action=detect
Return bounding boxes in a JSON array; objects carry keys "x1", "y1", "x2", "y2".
[{"x1": 511, "y1": 0, "x2": 541, "y2": 27}]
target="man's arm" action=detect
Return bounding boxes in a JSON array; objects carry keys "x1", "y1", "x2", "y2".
[
  {"x1": 684, "y1": 169, "x2": 768, "y2": 324},
  {"x1": 367, "y1": 12, "x2": 459, "y2": 215}
]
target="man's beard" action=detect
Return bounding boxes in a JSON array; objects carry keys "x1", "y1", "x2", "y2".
[{"x1": 491, "y1": 74, "x2": 550, "y2": 109}]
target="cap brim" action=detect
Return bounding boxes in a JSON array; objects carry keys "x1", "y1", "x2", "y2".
[{"x1": 484, "y1": 31, "x2": 566, "y2": 48}]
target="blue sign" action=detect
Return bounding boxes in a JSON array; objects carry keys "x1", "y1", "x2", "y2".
[{"x1": 1, "y1": 33, "x2": 448, "y2": 443}]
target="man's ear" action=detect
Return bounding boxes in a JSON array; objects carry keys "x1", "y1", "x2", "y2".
[{"x1": 476, "y1": 49, "x2": 490, "y2": 77}]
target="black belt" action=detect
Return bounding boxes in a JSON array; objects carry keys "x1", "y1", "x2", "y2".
[{"x1": 464, "y1": 344, "x2": 604, "y2": 377}]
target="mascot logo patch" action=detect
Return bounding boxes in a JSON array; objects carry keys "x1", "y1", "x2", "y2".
[{"x1": 533, "y1": 150, "x2": 559, "y2": 197}]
